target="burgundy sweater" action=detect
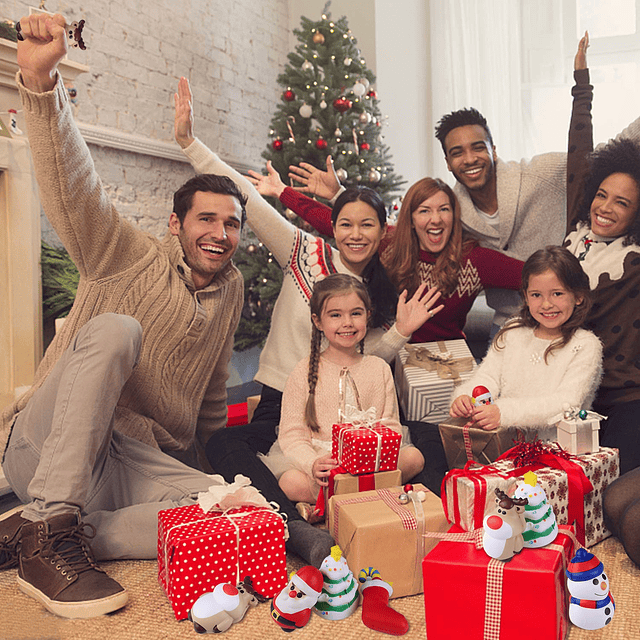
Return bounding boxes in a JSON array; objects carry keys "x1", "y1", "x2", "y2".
[{"x1": 280, "y1": 189, "x2": 522, "y2": 342}]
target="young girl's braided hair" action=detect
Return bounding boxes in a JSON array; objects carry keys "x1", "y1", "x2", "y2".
[
  {"x1": 493, "y1": 246, "x2": 592, "y2": 363},
  {"x1": 305, "y1": 274, "x2": 371, "y2": 431}
]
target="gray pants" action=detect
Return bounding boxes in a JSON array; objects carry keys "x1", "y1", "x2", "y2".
[{"x1": 2, "y1": 314, "x2": 215, "y2": 561}]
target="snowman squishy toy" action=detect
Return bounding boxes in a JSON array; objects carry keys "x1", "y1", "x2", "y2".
[{"x1": 566, "y1": 548, "x2": 615, "y2": 630}]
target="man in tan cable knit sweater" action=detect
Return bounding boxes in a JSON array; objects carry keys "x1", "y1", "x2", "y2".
[{"x1": 0, "y1": 13, "x2": 245, "y2": 619}]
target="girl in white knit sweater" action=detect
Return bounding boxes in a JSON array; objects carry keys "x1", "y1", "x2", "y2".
[
  {"x1": 263, "y1": 274, "x2": 425, "y2": 504},
  {"x1": 450, "y1": 246, "x2": 603, "y2": 429}
]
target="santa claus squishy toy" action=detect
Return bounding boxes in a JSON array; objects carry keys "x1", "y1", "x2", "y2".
[
  {"x1": 271, "y1": 566, "x2": 324, "y2": 632},
  {"x1": 566, "y1": 548, "x2": 615, "y2": 630},
  {"x1": 472, "y1": 385, "x2": 493, "y2": 406}
]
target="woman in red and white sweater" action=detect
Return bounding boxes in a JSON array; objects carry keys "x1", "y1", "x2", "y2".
[{"x1": 250, "y1": 170, "x2": 523, "y2": 344}]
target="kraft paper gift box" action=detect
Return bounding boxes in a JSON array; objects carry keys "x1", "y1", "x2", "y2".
[
  {"x1": 442, "y1": 445, "x2": 619, "y2": 547},
  {"x1": 423, "y1": 525, "x2": 578, "y2": 640},
  {"x1": 394, "y1": 340, "x2": 476, "y2": 424},
  {"x1": 331, "y1": 422, "x2": 401, "y2": 475},
  {"x1": 439, "y1": 418, "x2": 557, "y2": 469},
  {"x1": 327, "y1": 484, "x2": 449, "y2": 598},
  {"x1": 158, "y1": 504, "x2": 287, "y2": 620}
]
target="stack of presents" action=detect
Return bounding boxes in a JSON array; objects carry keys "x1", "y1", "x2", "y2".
[{"x1": 156, "y1": 339, "x2": 618, "y2": 636}]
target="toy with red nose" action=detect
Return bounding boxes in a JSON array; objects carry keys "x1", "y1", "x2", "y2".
[
  {"x1": 566, "y1": 548, "x2": 615, "y2": 630},
  {"x1": 472, "y1": 385, "x2": 493, "y2": 406},
  {"x1": 187, "y1": 576, "x2": 266, "y2": 633},
  {"x1": 482, "y1": 488, "x2": 529, "y2": 561},
  {"x1": 271, "y1": 566, "x2": 324, "y2": 632}
]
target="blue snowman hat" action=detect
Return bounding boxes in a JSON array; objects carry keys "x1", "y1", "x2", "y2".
[{"x1": 566, "y1": 548, "x2": 604, "y2": 582}]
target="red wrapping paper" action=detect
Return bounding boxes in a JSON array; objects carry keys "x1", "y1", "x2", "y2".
[
  {"x1": 331, "y1": 422, "x2": 400, "y2": 475},
  {"x1": 423, "y1": 525, "x2": 577, "y2": 640},
  {"x1": 158, "y1": 504, "x2": 287, "y2": 620}
]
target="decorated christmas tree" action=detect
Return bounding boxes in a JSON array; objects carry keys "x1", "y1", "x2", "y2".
[
  {"x1": 263, "y1": 2, "x2": 404, "y2": 205},
  {"x1": 313, "y1": 545, "x2": 359, "y2": 620},
  {"x1": 513, "y1": 471, "x2": 558, "y2": 548}
]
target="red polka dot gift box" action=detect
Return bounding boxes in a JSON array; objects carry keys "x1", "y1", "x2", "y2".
[
  {"x1": 331, "y1": 422, "x2": 401, "y2": 475},
  {"x1": 158, "y1": 504, "x2": 287, "y2": 620}
]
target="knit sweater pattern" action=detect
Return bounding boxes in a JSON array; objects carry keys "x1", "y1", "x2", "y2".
[
  {"x1": 453, "y1": 326, "x2": 603, "y2": 428},
  {"x1": 183, "y1": 139, "x2": 409, "y2": 393},
  {"x1": 1, "y1": 75, "x2": 243, "y2": 456},
  {"x1": 565, "y1": 69, "x2": 640, "y2": 406},
  {"x1": 280, "y1": 189, "x2": 522, "y2": 343},
  {"x1": 278, "y1": 355, "x2": 402, "y2": 479}
]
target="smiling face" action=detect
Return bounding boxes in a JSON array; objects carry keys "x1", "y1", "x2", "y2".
[
  {"x1": 312, "y1": 291, "x2": 369, "y2": 355},
  {"x1": 589, "y1": 172, "x2": 640, "y2": 238},
  {"x1": 411, "y1": 189, "x2": 454, "y2": 253},
  {"x1": 333, "y1": 201, "x2": 385, "y2": 275},
  {"x1": 525, "y1": 270, "x2": 583, "y2": 340},
  {"x1": 444, "y1": 124, "x2": 497, "y2": 193},
  {"x1": 169, "y1": 190, "x2": 242, "y2": 289}
]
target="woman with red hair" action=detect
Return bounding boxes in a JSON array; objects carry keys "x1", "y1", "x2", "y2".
[{"x1": 251, "y1": 169, "x2": 523, "y2": 343}]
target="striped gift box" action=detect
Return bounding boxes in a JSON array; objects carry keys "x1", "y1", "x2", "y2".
[{"x1": 394, "y1": 340, "x2": 477, "y2": 424}]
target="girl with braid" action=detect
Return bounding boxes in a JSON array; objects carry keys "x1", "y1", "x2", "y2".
[{"x1": 261, "y1": 274, "x2": 424, "y2": 507}]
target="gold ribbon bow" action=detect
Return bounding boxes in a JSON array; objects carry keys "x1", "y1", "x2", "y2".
[{"x1": 404, "y1": 341, "x2": 474, "y2": 381}]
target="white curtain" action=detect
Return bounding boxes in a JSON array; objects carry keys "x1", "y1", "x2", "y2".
[{"x1": 428, "y1": 0, "x2": 525, "y2": 179}]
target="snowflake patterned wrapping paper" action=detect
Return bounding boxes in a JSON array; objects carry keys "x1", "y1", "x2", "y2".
[
  {"x1": 331, "y1": 422, "x2": 401, "y2": 474},
  {"x1": 157, "y1": 504, "x2": 287, "y2": 620},
  {"x1": 394, "y1": 340, "x2": 477, "y2": 424},
  {"x1": 442, "y1": 447, "x2": 619, "y2": 547}
]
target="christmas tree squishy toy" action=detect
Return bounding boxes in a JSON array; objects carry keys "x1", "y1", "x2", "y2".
[
  {"x1": 358, "y1": 568, "x2": 409, "y2": 636},
  {"x1": 313, "y1": 545, "x2": 359, "y2": 620},
  {"x1": 566, "y1": 548, "x2": 615, "y2": 630},
  {"x1": 270, "y1": 566, "x2": 324, "y2": 632},
  {"x1": 513, "y1": 471, "x2": 558, "y2": 548}
]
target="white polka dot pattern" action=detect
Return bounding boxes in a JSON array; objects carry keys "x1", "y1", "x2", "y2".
[
  {"x1": 158, "y1": 504, "x2": 287, "y2": 620},
  {"x1": 331, "y1": 422, "x2": 400, "y2": 475}
]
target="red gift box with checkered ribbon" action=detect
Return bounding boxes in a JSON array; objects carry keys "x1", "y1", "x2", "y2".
[
  {"x1": 157, "y1": 504, "x2": 287, "y2": 620},
  {"x1": 423, "y1": 525, "x2": 580, "y2": 640}
]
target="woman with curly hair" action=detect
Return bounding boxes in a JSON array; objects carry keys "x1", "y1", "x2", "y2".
[{"x1": 566, "y1": 61, "x2": 640, "y2": 475}]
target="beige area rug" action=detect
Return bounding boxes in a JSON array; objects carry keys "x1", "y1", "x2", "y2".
[{"x1": 0, "y1": 536, "x2": 637, "y2": 640}]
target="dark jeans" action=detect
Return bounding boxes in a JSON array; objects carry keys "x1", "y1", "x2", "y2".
[
  {"x1": 205, "y1": 385, "x2": 304, "y2": 523},
  {"x1": 594, "y1": 399, "x2": 640, "y2": 476},
  {"x1": 404, "y1": 421, "x2": 449, "y2": 496}
]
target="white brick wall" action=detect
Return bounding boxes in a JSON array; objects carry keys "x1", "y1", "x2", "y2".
[{"x1": 3, "y1": 0, "x2": 289, "y2": 241}]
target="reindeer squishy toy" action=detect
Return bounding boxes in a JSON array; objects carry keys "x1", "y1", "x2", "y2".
[{"x1": 482, "y1": 488, "x2": 529, "y2": 561}]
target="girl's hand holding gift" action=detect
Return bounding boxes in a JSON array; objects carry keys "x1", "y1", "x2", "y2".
[
  {"x1": 450, "y1": 395, "x2": 474, "y2": 418},
  {"x1": 470, "y1": 403, "x2": 501, "y2": 431},
  {"x1": 312, "y1": 454, "x2": 338, "y2": 487}
]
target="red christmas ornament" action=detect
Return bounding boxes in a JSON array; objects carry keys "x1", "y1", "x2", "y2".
[
  {"x1": 359, "y1": 142, "x2": 370, "y2": 151},
  {"x1": 333, "y1": 97, "x2": 352, "y2": 113},
  {"x1": 315, "y1": 138, "x2": 328, "y2": 150},
  {"x1": 367, "y1": 90, "x2": 377, "y2": 99},
  {"x1": 403, "y1": 484, "x2": 414, "y2": 494},
  {"x1": 283, "y1": 89, "x2": 296, "y2": 102},
  {"x1": 272, "y1": 139, "x2": 283, "y2": 151}
]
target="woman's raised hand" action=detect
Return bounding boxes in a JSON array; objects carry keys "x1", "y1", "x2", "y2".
[
  {"x1": 575, "y1": 31, "x2": 589, "y2": 71},
  {"x1": 174, "y1": 76, "x2": 195, "y2": 149},
  {"x1": 288, "y1": 155, "x2": 342, "y2": 200},
  {"x1": 247, "y1": 161, "x2": 286, "y2": 199},
  {"x1": 394, "y1": 283, "x2": 444, "y2": 339}
]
